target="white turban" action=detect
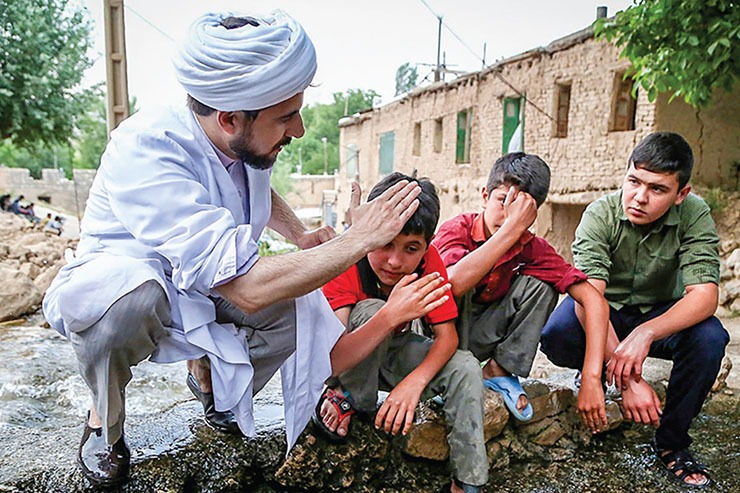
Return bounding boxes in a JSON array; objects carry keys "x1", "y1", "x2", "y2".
[{"x1": 173, "y1": 10, "x2": 317, "y2": 111}]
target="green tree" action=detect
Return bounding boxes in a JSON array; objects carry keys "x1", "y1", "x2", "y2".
[
  {"x1": 0, "y1": 0, "x2": 94, "y2": 145},
  {"x1": 596, "y1": 0, "x2": 740, "y2": 107},
  {"x1": 0, "y1": 138, "x2": 74, "y2": 179},
  {"x1": 278, "y1": 88, "x2": 379, "y2": 175},
  {"x1": 72, "y1": 85, "x2": 108, "y2": 169},
  {"x1": 71, "y1": 88, "x2": 139, "y2": 170},
  {"x1": 395, "y1": 62, "x2": 419, "y2": 96}
]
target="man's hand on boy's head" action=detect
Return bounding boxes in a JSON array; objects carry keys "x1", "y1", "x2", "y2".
[
  {"x1": 502, "y1": 188, "x2": 537, "y2": 233},
  {"x1": 384, "y1": 272, "x2": 451, "y2": 325},
  {"x1": 345, "y1": 180, "x2": 421, "y2": 251}
]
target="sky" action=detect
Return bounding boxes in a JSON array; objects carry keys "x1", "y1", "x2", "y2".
[{"x1": 76, "y1": 0, "x2": 634, "y2": 108}]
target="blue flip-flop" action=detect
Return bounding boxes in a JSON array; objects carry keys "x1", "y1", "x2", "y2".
[{"x1": 483, "y1": 375, "x2": 533, "y2": 422}]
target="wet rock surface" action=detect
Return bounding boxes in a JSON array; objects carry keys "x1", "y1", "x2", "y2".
[{"x1": 1, "y1": 315, "x2": 735, "y2": 493}]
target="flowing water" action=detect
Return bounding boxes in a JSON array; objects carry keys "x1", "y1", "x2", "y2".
[
  {"x1": 0, "y1": 313, "x2": 286, "y2": 434},
  {"x1": 2, "y1": 314, "x2": 738, "y2": 492}
]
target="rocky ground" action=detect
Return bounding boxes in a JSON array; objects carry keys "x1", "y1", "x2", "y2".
[
  {"x1": 0, "y1": 212, "x2": 75, "y2": 322},
  {"x1": 0, "y1": 194, "x2": 738, "y2": 492}
]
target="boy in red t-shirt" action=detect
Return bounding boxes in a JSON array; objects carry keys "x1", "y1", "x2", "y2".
[
  {"x1": 320, "y1": 172, "x2": 487, "y2": 493},
  {"x1": 433, "y1": 153, "x2": 609, "y2": 434}
]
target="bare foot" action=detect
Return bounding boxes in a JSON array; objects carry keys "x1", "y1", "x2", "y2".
[
  {"x1": 482, "y1": 359, "x2": 529, "y2": 413},
  {"x1": 319, "y1": 387, "x2": 352, "y2": 438},
  {"x1": 187, "y1": 358, "x2": 212, "y2": 393}
]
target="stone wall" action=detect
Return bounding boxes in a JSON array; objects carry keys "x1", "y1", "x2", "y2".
[{"x1": 0, "y1": 167, "x2": 96, "y2": 218}]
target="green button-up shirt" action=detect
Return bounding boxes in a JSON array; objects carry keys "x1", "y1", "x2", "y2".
[{"x1": 573, "y1": 191, "x2": 720, "y2": 311}]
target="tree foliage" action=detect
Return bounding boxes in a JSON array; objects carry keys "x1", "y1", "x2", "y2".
[
  {"x1": 395, "y1": 62, "x2": 419, "y2": 96},
  {"x1": 277, "y1": 88, "x2": 379, "y2": 175},
  {"x1": 0, "y1": 88, "x2": 138, "y2": 179},
  {"x1": 596, "y1": 0, "x2": 740, "y2": 107},
  {"x1": 0, "y1": 0, "x2": 94, "y2": 145}
]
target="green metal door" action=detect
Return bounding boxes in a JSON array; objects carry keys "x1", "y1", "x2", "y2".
[{"x1": 502, "y1": 97, "x2": 521, "y2": 153}]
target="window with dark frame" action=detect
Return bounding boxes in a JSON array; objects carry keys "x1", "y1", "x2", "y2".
[
  {"x1": 610, "y1": 73, "x2": 637, "y2": 132},
  {"x1": 554, "y1": 83, "x2": 571, "y2": 138},
  {"x1": 412, "y1": 122, "x2": 421, "y2": 156},
  {"x1": 433, "y1": 117, "x2": 443, "y2": 153}
]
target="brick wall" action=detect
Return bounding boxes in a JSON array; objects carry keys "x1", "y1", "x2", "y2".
[{"x1": 338, "y1": 29, "x2": 739, "y2": 255}]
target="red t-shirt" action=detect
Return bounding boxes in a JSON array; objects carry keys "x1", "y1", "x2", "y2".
[
  {"x1": 432, "y1": 212, "x2": 587, "y2": 303},
  {"x1": 322, "y1": 245, "x2": 458, "y2": 326}
]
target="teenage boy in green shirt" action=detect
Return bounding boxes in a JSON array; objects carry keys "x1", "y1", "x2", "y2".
[{"x1": 541, "y1": 132, "x2": 729, "y2": 488}]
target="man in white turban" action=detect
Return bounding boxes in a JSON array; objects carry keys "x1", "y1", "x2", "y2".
[{"x1": 43, "y1": 11, "x2": 426, "y2": 487}]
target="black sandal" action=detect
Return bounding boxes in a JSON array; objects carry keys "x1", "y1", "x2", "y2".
[
  {"x1": 654, "y1": 442, "x2": 711, "y2": 488},
  {"x1": 311, "y1": 387, "x2": 356, "y2": 443}
]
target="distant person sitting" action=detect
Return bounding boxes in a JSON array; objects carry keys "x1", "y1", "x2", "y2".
[
  {"x1": 44, "y1": 215, "x2": 64, "y2": 236},
  {"x1": 41, "y1": 213, "x2": 53, "y2": 227},
  {"x1": 20, "y1": 202, "x2": 41, "y2": 223},
  {"x1": 9, "y1": 195, "x2": 24, "y2": 215}
]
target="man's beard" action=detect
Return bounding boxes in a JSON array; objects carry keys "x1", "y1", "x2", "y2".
[{"x1": 229, "y1": 123, "x2": 291, "y2": 171}]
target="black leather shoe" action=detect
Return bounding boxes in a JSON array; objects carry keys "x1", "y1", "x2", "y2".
[
  {"x1": 187, "y1": 373, "x2": 241, "y2": 434},
  {"x1": 77, "y1": 422, "x2": 130, "y2": 487}
]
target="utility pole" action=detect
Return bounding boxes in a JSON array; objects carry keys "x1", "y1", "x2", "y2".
[
  {"x1": 321, "y1": 137, "x2": 328, "y2": 175},
  {"x1": 434, "y1": 15, "x2": 442, "y2": 82},
  {"x1": 104, "y1": 0, "x2": 130, "y2": 136}
]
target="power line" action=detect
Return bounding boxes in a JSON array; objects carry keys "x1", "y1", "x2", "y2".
[
  {"x1": 417, "y1": 0, "x2": 555, "y2": 121},
  {"x1": 418, "y1": 0, "x2": 483, "y2": 63},
  {"x1": 124, "y1": 4, "x2": 176, "y2": 44}
]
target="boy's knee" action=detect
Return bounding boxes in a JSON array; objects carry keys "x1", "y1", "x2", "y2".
[
  {"x1": 445, "y1": 350, "x2": 484, "y2": 386},
  {"x1": 687, "y1": 318, "x2": 729, "y2": 363},
  {"x1": 349, "y1": 298, "x2": 385, "y2": 328}
]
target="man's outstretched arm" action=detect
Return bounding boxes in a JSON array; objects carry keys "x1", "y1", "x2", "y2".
[{"x1": 217, "y1": 180, "x2": 421, "y2": 313}]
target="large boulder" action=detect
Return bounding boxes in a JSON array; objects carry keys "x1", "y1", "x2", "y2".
[{"x1": 0, "y1": 266, "x2": 43, "y2": 321}]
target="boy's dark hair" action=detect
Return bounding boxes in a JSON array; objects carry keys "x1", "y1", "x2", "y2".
[
  {"x1": 629, "y1": 132, "x2": 693, "y2": 189},
  {"x1": 367, "y1": 171, "x2": 440, "y2": 245},
  {"x1": 358, "y1": 172, "x2": 439, "y2": 299},
  {"x1": 486, "y1": 152, "x2": 551, "y2": 207}
]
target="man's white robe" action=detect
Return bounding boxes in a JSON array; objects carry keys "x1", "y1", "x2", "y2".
[{"x1": 43, "y1": 106, "x2": 343, "y2": 448}]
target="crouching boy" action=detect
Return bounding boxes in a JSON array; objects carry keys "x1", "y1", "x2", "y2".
[
  {"x1": 541, "y1": 132, "x2": 729, "y2": 487},
  {"x1": 317, "y1": 172, "x2": 488, "y2": 493},
  {"x1": 433, "y1": 153, "x2": 609, "y2": 432}
]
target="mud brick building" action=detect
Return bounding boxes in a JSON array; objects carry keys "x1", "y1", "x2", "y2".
[{"x1": 336, "y1": 25, "x2": 739, "y2": 258}]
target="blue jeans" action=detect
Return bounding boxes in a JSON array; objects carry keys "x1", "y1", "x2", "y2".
[{"x1": 541, "y1": 296, "x2": 729, "y2": 450}]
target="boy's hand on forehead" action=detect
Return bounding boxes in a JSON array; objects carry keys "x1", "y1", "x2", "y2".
[
  {"x1": 502, "y1": 186, "x2": 537, "y2": 231},
  {"x1": 344, "y1": 180, "x2": 421, "y2": 251}
]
